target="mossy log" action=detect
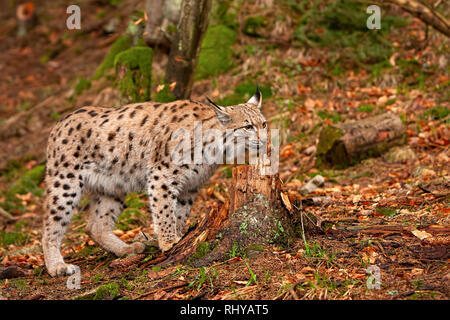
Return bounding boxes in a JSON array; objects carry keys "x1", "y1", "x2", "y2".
[
  {"x1": 316, "y1": 113, "x2": 406, "y2": 168},
  {"x1": 161, "y1": 165, "x2": 295, "y2": 267}
]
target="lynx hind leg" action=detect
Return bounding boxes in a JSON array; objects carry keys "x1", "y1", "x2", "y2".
[
  {"x1": 86, "y1": 195, "x2": 145, "y2": 256},
  {"x1": 42, "y1": 177, "x2": 82, "y2": 277}
]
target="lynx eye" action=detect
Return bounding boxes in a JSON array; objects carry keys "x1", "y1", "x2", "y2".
[
  {"x1": 262, "y1": 121, "x2": 267, "y2": 128},
  {"x1": 244, "y1": 124, "x2": 255, "y2": 131}
]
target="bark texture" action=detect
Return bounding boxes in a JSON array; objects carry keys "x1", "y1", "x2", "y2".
[
  {"x1": 386, "y1": 0, "x2": 449, "y2": 37},
  {"x1": 165, "y1": 0, "x2": 213, "y2": 99},
  {"x1": 144, "y1": 0, "x2": 181, "y2": 47},
  {"x1": 316, "y1": 113, "x2": 406, "y2": 168}
]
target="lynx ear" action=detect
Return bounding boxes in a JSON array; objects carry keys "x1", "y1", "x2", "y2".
[
  {"x1": 247, "y1": 85, "x2": 262, "y2": 108},
  {"x1": 206, "y1": 97, "x2": 231, "y2": 124}
]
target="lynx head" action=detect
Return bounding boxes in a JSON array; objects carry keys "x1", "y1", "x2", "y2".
[{"x1": 206, "y1": 86, "x2": 267, "y2": 152}]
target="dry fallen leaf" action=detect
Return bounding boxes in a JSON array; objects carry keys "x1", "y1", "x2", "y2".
[
  {"x1": 156, "y1": 84, "x2": 165, "y2": 93},
  {"x1": 411, "y1": 229, "x2": 433, "y2": 240},
  {"x1": 280, "y1": 192, "x2": 292, "y2": 213}
]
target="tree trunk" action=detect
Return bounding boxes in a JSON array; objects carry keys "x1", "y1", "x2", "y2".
[
  {"x1": 165, "y1": 0, "x2": 213, "y2": 99},
  {"x1": 144, "y1": 0, "x2": 181, "y2": 47},
  {"x1": 316, "y1": 113, "x2": 406, "y2": 168},
  {"x1": 386, "y1": 0, "x2": 450, "y2": 38},
  {"x1": 144, "y1": 0, "x2": 164, "y2": 45}
]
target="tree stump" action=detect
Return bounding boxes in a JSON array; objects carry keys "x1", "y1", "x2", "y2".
[
  {"x1": 114, "y1": 47, "x2": 154, "y2": 103},
  {"x1": 316, "y1": 113, "x2": 406, "y2": 168},
  {"x1": 162, "y1": 162, "x2": 295, "y2": 267},
  {"x1": 16, "y1": 2, "x2": 36, "y2": 38}
]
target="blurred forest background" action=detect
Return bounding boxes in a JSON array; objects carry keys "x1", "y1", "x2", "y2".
[{"x1": 0, "y1": 0, "x2": 449, "y2": 300}]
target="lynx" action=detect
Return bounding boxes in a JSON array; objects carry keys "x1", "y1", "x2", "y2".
[{"x1": 42, "y1": 87, "x2": 266, "y2": 276}]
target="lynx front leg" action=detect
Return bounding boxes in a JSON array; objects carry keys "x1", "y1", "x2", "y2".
[
  {"x1": 86, "y1": 195, "x2": 145, "y2": 256},
  {"x1": 148, "y1": 183, "x2": 181, "y2": 252},
  {"x1": 175, "y1": 188, "x2": 198, "y2": 237}
]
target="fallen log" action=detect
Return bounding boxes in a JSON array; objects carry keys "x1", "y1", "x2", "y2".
[{"x1": 316, "y1": 113, "x2": 406, "y2": 168}]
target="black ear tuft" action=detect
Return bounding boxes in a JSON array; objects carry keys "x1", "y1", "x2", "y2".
[
  {"x1": 206, "y1": 97, "x2": 231, "y2": 124},
  {"x1": 247, "y1": 85, "x2": 262, "y2": 108},
  {"x1": 206, "y1": 97, "x2": 222, "y2": 110}
]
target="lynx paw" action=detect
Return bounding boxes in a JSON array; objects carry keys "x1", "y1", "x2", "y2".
[
  {"x1": 130, "y1": 242, "x2": 145, "y2": 254},
  {"x1": 48, "y1": 263, "x2": 79, "y2": 277},
  {"x1": 158, "y1": 235, "x2": 181, "y2": 252}
]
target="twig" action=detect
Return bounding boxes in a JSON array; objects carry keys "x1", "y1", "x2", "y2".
[
  {"x1": 0, "y1": 207, "x2": 15, "y2": 221},
  {"x1": 289, "y1": 287, "x2": 299, "y2": 300},
  {"x1": 133, "y1": 282, "x2": 188, "y2": 300}
]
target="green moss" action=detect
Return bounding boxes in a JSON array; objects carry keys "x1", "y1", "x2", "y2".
[
  {"x1": 0, "y1": 230, "x2": 28, "y2": 247},
  {"x1": 77, "y1": 245, "x2": 101, "y2": 258},
  {"x1": 119, "y1": 277, "x2": 135, "y2": 290},
  {"x1": 188, "y1": 241, "x2": 213, "y2": 264},
  {"x1": 268, "y1": 220, "x2": 289, "y2": 247},
  {"x1": 196, "y1": 25, "x2": 236, "y2": 79},
  {"x1": 357, "y1": 104, "x2": 375, "y2": 113},
  {"x1": 114, "y1": 46, "x2": 153, "y2": 102},
  {"x1": 91, "y1": 273, "x2": 106, "y2": 283},
  {"x1": 246, "y1": 244, "x2": 265, "y2": 252},
  {"x1": 421, "y1": 106, "x2": 449, "y2": 121},
  {"x1": 243, "y1": 15, "x2": 268, "y2": 37},
  {"x1": 93, "y1": 36, "x2": 132, "y2": 80},
  {"x1": 74, "y1": 77, "x2": 92, "y2": 95},
  {"x1": 295, "y1": 1, "x2": 409, "y2": 68},
  {"x1": 315, "y1": 126, "x2": 347, "y2": 169},
  {"x1": 316, "y1": 126, "x2": 344, "y2": 158},
  {"x1": 2, "y1": 164, "x2": 45, "y2": 212},
  {"x1": 11, "y1": 279, "x2": 28, "y2": 291},
  {"x1": 317, "y1": 110, "x2": 342, "y2": 123},
  {"x1": 221, "y1": 166, "x2": 233, "y2": 178},
  {"x1": 116, "y1": 208, "x2": 143, "y2": 231},
  {"x1": 9, "y1": 164, "x2": 45, "y2": 195},
  {"x1": 154, "y1": 83, "x2": 176, "y2": 103},
  {"x1": 211, "y1": 0, "x2": 239, "y2": 30},
  {"x1": 376, "y1": 206, "x2": 397, "y2": 217},
  {"x1": 93, "y1": 283, "x2": 119, "y2": 300},
  {"x1": 125, "y1": 193, "x2": 146, "y2": 209}
]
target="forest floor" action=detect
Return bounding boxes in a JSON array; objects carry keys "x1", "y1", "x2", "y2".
[{"x1": 0, "y1": 0, "x2": 449, "y2": 300}]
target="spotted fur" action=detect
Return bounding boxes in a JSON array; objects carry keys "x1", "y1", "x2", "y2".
[{"x1": 42, "y1": 89, "x2": 266, "y2": 277}]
